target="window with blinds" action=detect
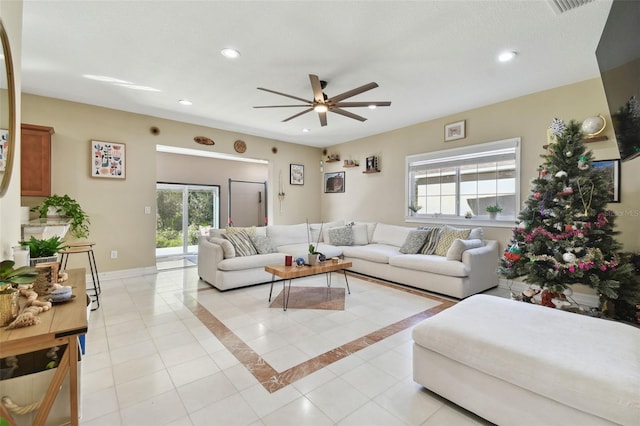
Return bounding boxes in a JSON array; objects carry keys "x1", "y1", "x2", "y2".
[{"x1": 406, "y1": 138, "x2": 520, "y2": 220}]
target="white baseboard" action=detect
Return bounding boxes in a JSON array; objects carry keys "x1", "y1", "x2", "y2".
[
  {"x1": 85, "y1": 266, "x2": 158, "y2": 284},
  {"x1": 498, "y1": 278, "x2": 600, "y2": 308}
]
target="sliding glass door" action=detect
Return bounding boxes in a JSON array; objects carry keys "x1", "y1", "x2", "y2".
[{"x1": 156, "y1": 183, "x2": 219, "y2": 258}]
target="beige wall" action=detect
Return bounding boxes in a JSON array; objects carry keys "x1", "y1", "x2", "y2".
[
  {"x1": 0, "y1": 0, "x2": 22, "y2": 261},
  {"x1": 20, "y1": 94, "x2": 321, "y2": 275},
  {"x1": 324, "y1": 77, "x2": 639, "y2": 253}
]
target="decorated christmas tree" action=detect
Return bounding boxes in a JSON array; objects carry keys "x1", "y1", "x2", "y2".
[{"x1": 499, "y1": 118, "x2": 635, "y2": 310}]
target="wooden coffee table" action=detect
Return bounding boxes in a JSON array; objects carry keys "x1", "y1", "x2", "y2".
[{"x1": 265, "y1": 260, "x2": 352, "y2": 311}]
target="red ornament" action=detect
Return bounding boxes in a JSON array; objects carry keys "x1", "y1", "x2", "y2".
[{"x1": 534, "y1": 192, "x2": 541, "y2": 200}]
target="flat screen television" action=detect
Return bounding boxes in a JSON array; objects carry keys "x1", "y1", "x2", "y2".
[{"x1": 596, "y1": 0, "x2": 640, "y2": 162}]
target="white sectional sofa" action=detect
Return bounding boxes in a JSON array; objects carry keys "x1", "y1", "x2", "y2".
[{"x1": 197, "y1": 221, "x2": 499, "y2": 298}]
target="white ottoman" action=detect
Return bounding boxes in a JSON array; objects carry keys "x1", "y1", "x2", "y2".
[{"x1": 412, "y1": 294, "x2": 640, "y2": 425}]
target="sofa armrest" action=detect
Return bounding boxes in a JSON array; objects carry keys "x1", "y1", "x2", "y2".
[
  {"x1": 198, "y1": 237, "x2": 224, "y2": 286},
  {"x1": 462, "y1": 240, "x2": 499, "y2": 288}
]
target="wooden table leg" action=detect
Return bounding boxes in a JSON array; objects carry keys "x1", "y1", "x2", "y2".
[
  {"x1": 33, "y1": 341, "x2": 70, "y2": 425},
  {"x1": 69, "y1": 337, "x2": 79, "y2": 426}
]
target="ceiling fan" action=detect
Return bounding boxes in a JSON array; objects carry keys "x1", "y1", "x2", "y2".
[{"x1": 254, "y1": 74, "x2": 391, "y2": 126}]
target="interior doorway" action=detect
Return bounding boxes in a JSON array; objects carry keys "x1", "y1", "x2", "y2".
[
  {"x1": 156, "y1": 182, "x2": 220, "y2": 268},
  {"x1": 228, "y1": 179, "x2": 267, "y2": 227}
]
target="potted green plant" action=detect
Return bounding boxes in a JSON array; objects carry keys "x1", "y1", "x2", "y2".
[
  {"x1": 486, "y1": 204, "x2": 503, "y2": 219},
  {"x1": 33, "y1": 194, "x2": 90, "y2": 239},
  {"x1": 20, "y1": 236, "x2": 67, "y2": 266},
  {"x1": 0, "y1": 260, "x2": 38, "y2": 326}
]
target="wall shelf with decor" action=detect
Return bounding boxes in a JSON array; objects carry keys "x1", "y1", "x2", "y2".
[
  {"x1": 362, "y1": 169, "x2": 380, "y2": 174},
  {"x1": 326, "y1": 158, "x2": 340, "y2": 163}
]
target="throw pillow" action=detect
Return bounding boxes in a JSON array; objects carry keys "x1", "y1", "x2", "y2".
[
  {"x1": 419, "y1": 226, "x2": 442, "y2": 255},
  {"x1": 224, "y1": 229, "x2": 257, "y2": 256},
  {"x1": 250, "y1": 234, "x2": 276, "y2": 254},
  {"x1": 207, "y1": 236, "x2": 235, "y2": 258},
  {"x1": 226, "y1": 226, "x2": 256, "y2": 237},
  {"x1": 351, "y1": 224, "x2": 369, "y2": 245},
  {"x1": 399, "y1": 229, "x2": 431, "y2": 254},
  {"x1": 434, "y1": 225, "x2": 472, "y2": 256},
  {"x1": 327, "y1": 226, "x2": 354, "y2": 246},
  {"x1": 446, "y1": 238, "x2": 484, "y2": 261}
]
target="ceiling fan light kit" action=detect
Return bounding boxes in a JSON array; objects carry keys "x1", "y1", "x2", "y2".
[{"x1": 254, "y1": 74, "x2": 391, "y2": 127}]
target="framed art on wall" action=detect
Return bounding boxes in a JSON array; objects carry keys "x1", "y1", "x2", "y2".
[
  {"x1": 91, "y1": 140, "x2": 126, "y2": 179},
  {"x1": 592, "y1": 159, "x2": 620, "y2": 202},
  {"x1": 445, "y1": 120, "x2": 466, "y2": 142},
  {"x1": 290, "y1": 164, "x2": 304, "y2": 185},
  {"x1": 324, "y1": 171, "x2": 345, "y2": 193}
]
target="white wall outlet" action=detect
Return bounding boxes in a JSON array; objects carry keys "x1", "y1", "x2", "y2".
[
  {"x1": 111, "y1": 250, "x2": 118, "y2": 259},
  {"x1": 144, "y1": 206, "x2": 151, "y2": 214}
]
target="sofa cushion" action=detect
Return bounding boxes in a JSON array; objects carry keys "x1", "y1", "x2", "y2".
[
  {"x1": 207, "y1": 236, "x2": 235, "y2": 258},
  {"x1": 446, "y1": 238, "x2": 484, "y2": 261},
  {"x1": 434, "y1": 225, "x2": 472, "y2": 256},
  {"x1": 217, "y1": 253, "x2": 285, "y2": 271},
  {"x1": 318, "y1": 220, "x2": 345, "y2": 243},
  {"x1": 399, "y1": 229, "x2": 431, "y2": 254},
  {"x1": 351, "y1": 224, "x2": 369, "y2": 245},
  {"x1": 389, "y1": 254, "x2": 469, "y2": 277},
  {"x1": 354, "y1": 222, "x2": 377, "y2": 243},
  {"x1": 277, "y1": 243, "x2": 343, "y2": 259},
  {"x1": 371, "y1": 223, "x2": 413, "y2": 247},
  {"x1": 327, "y1": 226, "x2": 354, "y2": 246},
  {"x1": 342, "y1": 244, "x2": 400, "y2": 263},
  {"x1": 267, "y1": 223, "x2": 308, "y2": 247},
  {"x1": 250, "y1": 234, "x2": 276, "y2": 254},
  {"x1": 419, "y1": 226, "x2": 443, "y2": 255},
  {"x1": 224, "y1": 230, "x2": 257, "y2": 256},
  {"x1": 226, "y1": 225, "x2": 256, "y2": 237}
]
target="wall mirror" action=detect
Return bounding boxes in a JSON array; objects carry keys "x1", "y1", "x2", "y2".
[{"x1": 0, "y1": 18, "x2": 16, "y2": 197}]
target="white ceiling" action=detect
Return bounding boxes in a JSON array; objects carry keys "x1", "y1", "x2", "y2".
[{"x1": 21, "y1": 0, "x2": 613, "y2": 148}]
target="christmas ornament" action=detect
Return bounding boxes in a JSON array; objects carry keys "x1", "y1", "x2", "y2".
[
  {"x1": 577, "y1": 155, "x2": 589, "y2": 170},
  {"x1": 504, "y1": 245, "x2": 522, "y2": 262},
  {"x1": 555, "y1": 170, "x2": 568, "y2": 178},
  {"x1": 562, "y1": 252, "x2": 576, "y2": 263},
  {"x1": 558, "y1": 186, "x2": 573, "y2": 196},
  {"x1": 534, "y1": 192, "x2": 541, "y2": 199},
  {"x1": 565, "y1": 151, "x2": 573, "y2": 157},
  {"x1": 549, "y1": 118, "x2": 566, "y2": 137}
]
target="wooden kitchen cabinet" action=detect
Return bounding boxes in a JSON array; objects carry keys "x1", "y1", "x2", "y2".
[{"x1": 21, "y1": 123, "x2": 55, "y2": 196}]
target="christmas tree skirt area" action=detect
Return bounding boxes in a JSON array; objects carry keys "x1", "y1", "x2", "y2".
[{"x1": 0, "y1": 345, "x2": 82, "y2": 426}]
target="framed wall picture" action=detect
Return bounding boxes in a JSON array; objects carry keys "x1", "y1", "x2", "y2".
[
  {"x1": 91, "y1": 140, "x2": 126, "y2": 179},
  {"x1": 365, "y1": 155, "x2": 378, "y2": 171},
  {"x1": 324, "y1": 171, "x2": 345, "y2": 193},
  {"x1": 290, "y1": 164, "x2": 304, "y2": 185},
  {"x1": 445, "y1": 120, "x2": 466, "y2": 142},
  {"x1": 592, "y1": 159, "x2": 620, "y2": 203}
]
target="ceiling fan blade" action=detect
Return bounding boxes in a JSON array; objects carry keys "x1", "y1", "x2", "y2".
[
  {"x1": 309, "y1": 74, "x2": 325, "y2": 103},
  {"x1": 253, "y1": 105, "x2": 311, "y2": 108},
  {"x1": 282, "y1": 108, "x2": 314, "y2": 122},
  {"x1": 330, "y1": 108, "x2": 367, "y2": 122},
  {"x1": 257, "y1": 87, "x2": 311, "y2": 104},
  {"x1": 334, "y1": 101, "x2": 392, "y2": 108},
  {"x1": 319, "y1": 111, "x2": 327, "y2": 127},
  {"x1": 329, "y1": 82, "x2": 379, "y2": 103}
]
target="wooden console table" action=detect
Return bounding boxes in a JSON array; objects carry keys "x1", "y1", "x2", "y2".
[{"x1": 0, "y1": 268, "x2": 87, "y2": 426}]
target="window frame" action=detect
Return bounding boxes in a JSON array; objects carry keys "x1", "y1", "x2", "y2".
[{"x1": 405, "y1": 137, "x2": 521, "y2": 227}]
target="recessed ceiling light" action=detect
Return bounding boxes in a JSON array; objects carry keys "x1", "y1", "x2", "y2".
[
  {"x1": 221, "y1": 48, "x2": 240, "y2": 59},
  {"x1": 302, "y1": 128, "x2": 310, "y2": 133},
  {"x1": 178, "y1": 99, "x2": 192, "y2": 106},
  {"x1": 498, "y1": 51, "x2": 518, "y2": 62},
  {"x1": 114, "y1": 83, "x2": 161, "y2": 92},
  {"x1": 83, "y1": 74, "x2": 132, "y2": 84}
]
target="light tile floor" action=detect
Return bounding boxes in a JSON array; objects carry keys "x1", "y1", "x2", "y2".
[{"x1": 80, "y1": 267, "x2": 496, "y2": 425}]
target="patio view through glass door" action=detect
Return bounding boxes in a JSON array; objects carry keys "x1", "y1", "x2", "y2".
[{"x1": 156, "y1": 183, "x2": 220, "y2": 260}]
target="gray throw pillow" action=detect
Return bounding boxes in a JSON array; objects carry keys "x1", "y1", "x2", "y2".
[
  {"x1": 327, "y1": 226, "x2": 354, "y2": 246},
  {"x1": 224, "y1": 229, "x2": 257, "y2": 256},
  {"x1": 250, "y1": 234, "x2": 276, "y2": 254},
  {"x1": 399, "y1": 230, "x2": 431, "y2": 254}
]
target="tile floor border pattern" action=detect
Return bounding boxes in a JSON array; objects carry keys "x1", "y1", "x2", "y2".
[{"x1": 190, "y1": 273, "x2": 456, "y2": 393}]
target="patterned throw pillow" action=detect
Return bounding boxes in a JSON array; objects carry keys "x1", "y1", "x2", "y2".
[
  {"x1": 446, "y1": 238, "x2": 484, "y2": 261},
  {"x1": 226, "y1": 226, "x2": 256, "y2": 237},
  {"x1": 250, "y1": 234, "x2": 275, "y2": 254},
  {"x1": 433, "y1": 225, "x2": 471, "y2": 256},
  {"x1": 224, "y1": 229, "x2": 257, "y2": 256},
  {"x1": 327, "y1": 226, "x2": 354, "y2": 246},
  {"x1": 399, "y1": 230, "x2": 431, "y2": 254},
  {"x1": 419, "y1": 227, "x2": 442, "y2": 255}
]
